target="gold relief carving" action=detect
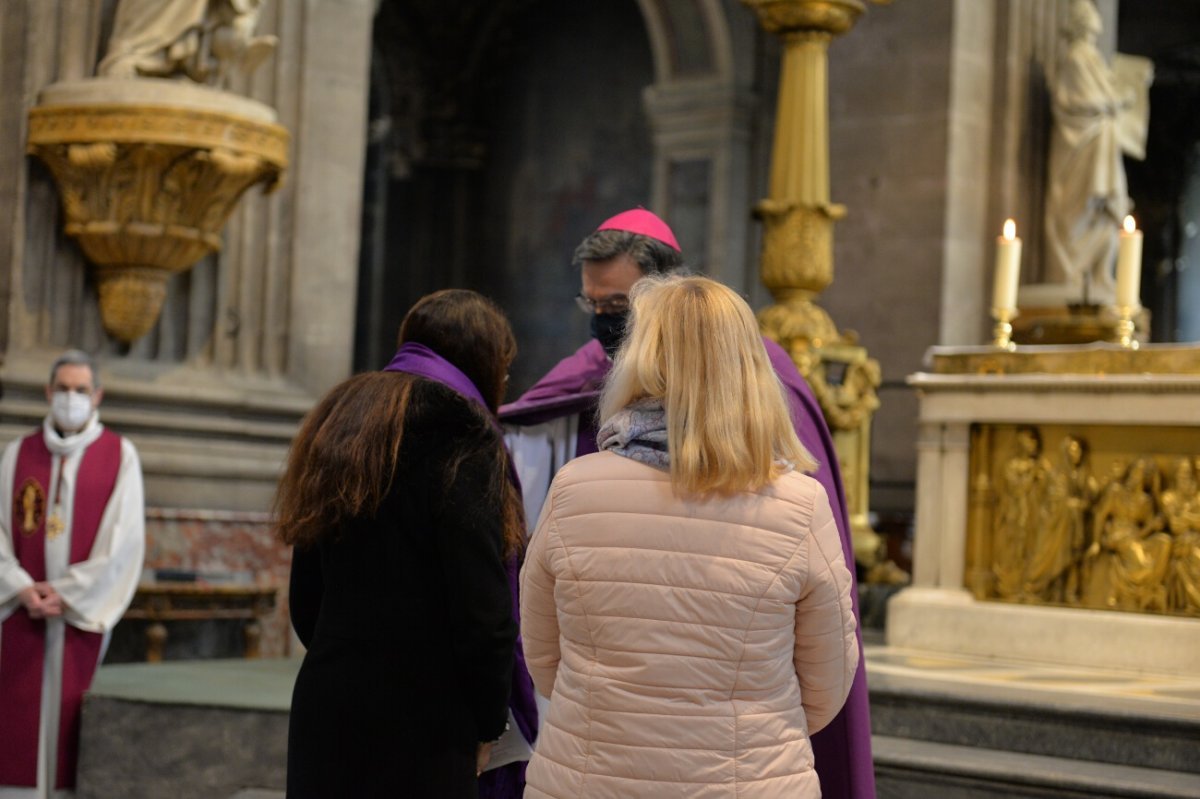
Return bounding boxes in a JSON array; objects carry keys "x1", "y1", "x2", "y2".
[
  {"x1": 756, "y1": 200, "x2": 844, "y2": 299},
  {"x1": 808, "y1": 353, "x2": 881, "y2": 431},
  {"x1": 28, "y1": 103, "x2": 288, "y2": 342},
  {"x1": 965, "y1": 426, "x2": 994, "y2": 599},
  {"x1": 759, "y1": 299, "x2": 841, "y2": 354},
  {"x1": 931, "y1": 345, "x2": 1200, "y2": 376},
  {"x1": 1086, "y1": 457, "x2": 1172, "y2": 611},
  {"x1": 18, "y1": 478, "x2": 46, "y2": 536},
  {"x1": 1162, "y1": 458, "x2": 1200, "y2": 612},
  {"x1": 28, "y1": 105, "x2": 288, "y2": 167},
  {"x1": 969, "y1": 423, "x2": 1200, "y2": 617},
  {"x1": 991, "y1": 426, "x2": 1055, "y2": 599}
]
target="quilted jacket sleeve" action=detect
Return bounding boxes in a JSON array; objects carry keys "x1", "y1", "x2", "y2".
[
  {"x1": 792, "y1": 484, "x2": 859, "y2": 734},
  {"x1": 519, "y1": 488, "x2": 562, "y2": 698}
]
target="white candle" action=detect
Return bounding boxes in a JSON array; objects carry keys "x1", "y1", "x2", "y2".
[
  {"x1": 1115, "y1": 215, "x2": 1143, "y2": 309},
  {"x1": 993, "y1": 219, "x2": 1021, "y2": 313}
]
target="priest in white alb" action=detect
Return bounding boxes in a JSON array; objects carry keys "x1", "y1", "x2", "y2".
[{"x1": 0, "y1": 349, "x2": 145, "y2": 799}]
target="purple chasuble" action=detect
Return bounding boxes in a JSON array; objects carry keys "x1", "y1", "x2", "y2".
[
  {"x1": 501, "y1": 336, "x2": 877, "y2": 799},
  {"x1": 384, "y1": 344, "x2": 539, "y2": 795}
]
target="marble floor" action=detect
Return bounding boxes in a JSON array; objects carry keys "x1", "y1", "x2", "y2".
[{"x1": 864, "y1": 643, "x2": 1200, "y2": 722}]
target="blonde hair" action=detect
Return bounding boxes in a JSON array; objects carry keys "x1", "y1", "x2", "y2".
[{"x1": 599, "y1": 274, "x2": 816, "y2": 495}]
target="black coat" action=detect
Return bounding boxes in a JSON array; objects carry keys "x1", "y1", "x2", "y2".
[{"x1": 286, "y1": 380, "x2": 517, "y2": 799}]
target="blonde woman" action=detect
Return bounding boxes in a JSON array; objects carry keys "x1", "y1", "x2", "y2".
[{"x1": 520, "y1": 274, "x2": 859, "y2": 798}]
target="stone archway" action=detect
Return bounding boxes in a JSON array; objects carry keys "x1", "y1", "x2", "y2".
[
  {"x1": 356, "y1": 0, "x2": 662, "y2": 388},
  {"x1": 633, "y1": 0, "x2": 760, "y2": 290}
]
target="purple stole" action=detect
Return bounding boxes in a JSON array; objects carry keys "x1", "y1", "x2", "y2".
[{"x1": 0, "y1": 429, "x2": 122, "y2": 789}]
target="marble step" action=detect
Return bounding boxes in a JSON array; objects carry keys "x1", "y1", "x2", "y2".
[
  {"x1": 78, "y1": 659, "x2": 295, "y2": 799},
  {"x1": 867, "y1": 648, "x2": 1200, "y2": 777},
  {"x1": 873, "y1": 735, "x2": 1200, "y2": 799}
]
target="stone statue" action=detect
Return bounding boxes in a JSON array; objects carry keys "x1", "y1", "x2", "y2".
[
  {"x1": 1085, "y1": 458, "x2": 1172, "y2": 611},
  {"x1": 1042, "y1": 0, "x2": 1153, "y2": 305},
  {"x1": 1161, "y1": 457, "x2": 1200, "y2": 613},
  {"x1": 993, "y1": 427, "x2": 1051, "y2": 600},
  {"x1": 98, "y1": 0, "x2": 277, "y2": 88}
]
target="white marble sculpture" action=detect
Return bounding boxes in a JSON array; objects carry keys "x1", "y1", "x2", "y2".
[
  {"x1": 97, "y1": 0, "x2": 277, "y2": 88},
  {"x1": 1041, "y1": 0, "x2": 1153, "y2": 305}
]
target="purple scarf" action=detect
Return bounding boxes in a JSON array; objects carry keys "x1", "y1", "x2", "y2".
[
  {"x1": 384, "y1": 342, "x2": 539, "y2": 795},
  {"x1": 384, "y1": 342, "x2": 495, "y2": 423}
]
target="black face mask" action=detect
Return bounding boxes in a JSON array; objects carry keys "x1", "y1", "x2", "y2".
[{"x1": 590, "y1": 311, "x2": 629, "y2": 358}]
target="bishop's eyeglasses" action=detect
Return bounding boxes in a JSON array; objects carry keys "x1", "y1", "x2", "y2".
[{"x1": 574, "y1": 294, "x2": 631, "y2": 315}]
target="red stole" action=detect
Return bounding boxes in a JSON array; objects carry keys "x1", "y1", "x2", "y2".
[{"x1": 0, "y1": 428, "x2": 122, "y2": 789}]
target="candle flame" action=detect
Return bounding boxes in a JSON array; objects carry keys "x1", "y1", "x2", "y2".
[
  {"x1": 1003, "y1": 219, "x2": 1016, "y2": 240},
  {"x1": 1123, "y1": 215, "x2": 1136, "y2": 233}
]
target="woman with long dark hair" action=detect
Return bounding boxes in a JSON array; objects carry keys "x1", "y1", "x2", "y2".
[{"x1": 277, "y1": 289, "x2": 525, "y2": 798}]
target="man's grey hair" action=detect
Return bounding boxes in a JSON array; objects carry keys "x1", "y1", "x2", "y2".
[
  {"x1": 572, "y1": 230, "x2": 685, "y2": 276},
  {"x1": 48, "y1": 349, "x2": 100, "y2": 389}
]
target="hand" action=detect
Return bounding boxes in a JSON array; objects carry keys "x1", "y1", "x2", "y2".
[
  {"x1": 33, "y1": 582, "x2": 63, "y2": 617},
  {"x1": 18, "y1": 585, "x2": 46, "y2": 618},
  {"x1": 475, "y1": 741, "x2": 494, "y2": 776}
]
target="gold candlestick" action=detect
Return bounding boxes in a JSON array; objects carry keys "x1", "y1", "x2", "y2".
[
  {"x1": 992, "y1": 307, "x2": 1017, "y2": 351},
  {"x1": 1115, "y1": 305, "x2": 1139, "y2": 349}
]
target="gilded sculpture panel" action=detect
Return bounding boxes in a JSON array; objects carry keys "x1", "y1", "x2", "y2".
[{"x1": 966, "y1": 424, "x2": 1200, "y2": 617}]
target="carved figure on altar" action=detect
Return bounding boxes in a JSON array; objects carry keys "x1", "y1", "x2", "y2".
[
  {"x1": 1085, "y1": 458, "x2": 1172, "y2": 611},
  {"x1": 993, "y1": 427, "x2": 1051, "y2": 600},
  {"x1": 98, "y1": 0, "x2": 276, "y2": 87},
  {"x1": 1028, "y1": 435, "x2": 1097, "y2": 603},
  {"x1": 1161, "y1": 457, "x2": 1200, "y2": 613},
  {"x1": 1042, "y1": 0, "x2": 1153, "y2": 304}
]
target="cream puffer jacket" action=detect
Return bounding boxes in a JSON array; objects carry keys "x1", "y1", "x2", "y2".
[{"x1": 519, "y1": 451, "x2": 859, "y2": 798}]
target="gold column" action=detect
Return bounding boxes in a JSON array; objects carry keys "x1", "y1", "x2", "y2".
[{"x1": 743, "y1": 0, "x2": 900, "y2": 582}]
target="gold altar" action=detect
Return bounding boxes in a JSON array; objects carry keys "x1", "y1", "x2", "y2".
[{"x1": 889, "y1": 342, "x2": 1200, "y2": 676}]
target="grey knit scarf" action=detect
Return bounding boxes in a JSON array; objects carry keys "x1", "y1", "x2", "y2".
[{"x1": 596, "y1": 397, "x2": 670, "y2": 471}]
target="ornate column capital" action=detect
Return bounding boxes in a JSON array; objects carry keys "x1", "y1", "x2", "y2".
[{"x1": 740, "y1": 0, "x2": 867, "y2": 37}]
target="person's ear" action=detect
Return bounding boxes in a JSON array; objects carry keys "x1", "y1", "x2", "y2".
[
  {"x1": 92, "y1": 387, "x2": 104, "y2": 407},
  {"x1": 45, "y1": 384, "x2": 54, "y2": 403}
]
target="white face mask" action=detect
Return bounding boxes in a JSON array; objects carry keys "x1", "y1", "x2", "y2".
[{"x1": 51, "y1": 391, "x2": 94, "y2": 432}]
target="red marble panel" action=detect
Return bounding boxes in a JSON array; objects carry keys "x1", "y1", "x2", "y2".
[{"x1": 143, "y1": 508, "x2": 294, "y2": 658}]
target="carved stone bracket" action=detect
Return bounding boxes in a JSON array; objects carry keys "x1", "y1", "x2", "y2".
[{"x1": 27, "y1": 79, "x2": 289, "y2": 343}]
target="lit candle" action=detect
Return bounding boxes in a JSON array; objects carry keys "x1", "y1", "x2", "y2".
[
  {"x1": 993, "y1": 219, "x2": 1021, "y2": 313},
  {"x1": 1115, "y1": 215, "x2": 1143, "y2": 309}
]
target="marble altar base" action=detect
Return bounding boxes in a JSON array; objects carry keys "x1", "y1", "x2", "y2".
[
  {"x1": 77, "y1": 659, "x2": 296, "y2": 799},
  {"x1": 888, "y1": 587, "x2": 1200, "y2": 677}
]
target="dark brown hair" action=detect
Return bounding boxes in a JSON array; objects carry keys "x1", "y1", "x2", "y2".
[
  {"x1": 399, "y1": 289, "x2": 516, "y2": 411},
  {"x1": 274, "y1": 290, "x2": 524, "y2": 556}
]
